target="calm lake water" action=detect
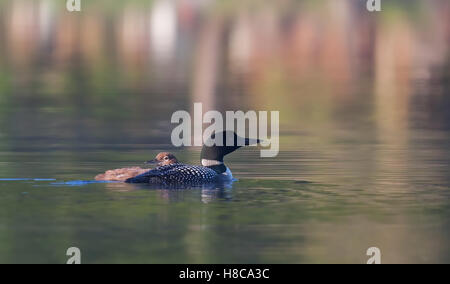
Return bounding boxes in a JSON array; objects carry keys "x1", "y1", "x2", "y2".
[{"x1": 0, "y1": 0, "x2": 449, "y2": 263}]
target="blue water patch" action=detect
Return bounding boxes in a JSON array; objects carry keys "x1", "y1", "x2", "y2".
[
  {"x1": 0, "y1": 178, "x2": 57, "y2": 182},
  {"x1": 50, "y1": 180, "x2": 120, "y2": 187},
  {"x1": 0, "y1": 177, "x2": 121, "y2": 187}
]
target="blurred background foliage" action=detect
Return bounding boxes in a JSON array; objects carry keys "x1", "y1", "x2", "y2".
[{"x1": 0, "y1": 0, "x2": 448, "y2": 146}]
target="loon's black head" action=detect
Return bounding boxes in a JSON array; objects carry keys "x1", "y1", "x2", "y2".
[{"x1": 200, "y1": 131, "x2": 260, "y2": 163}]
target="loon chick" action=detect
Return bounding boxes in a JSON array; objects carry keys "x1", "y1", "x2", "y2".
[
  {"x1": 125, "y1": 131, "x2": 260, "y2": 185},
  {"x1": 95, "y1": 152, "x2": 178, "y2": 181}
]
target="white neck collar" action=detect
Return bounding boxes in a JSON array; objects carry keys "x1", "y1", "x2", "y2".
[{"x1": 201, "y1": 159, "x2": 224, "y2": 167}]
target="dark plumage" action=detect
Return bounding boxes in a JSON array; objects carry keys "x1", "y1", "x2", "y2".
[{"x1": 125, "y1": 163, "x2": 218, "y2": 185}]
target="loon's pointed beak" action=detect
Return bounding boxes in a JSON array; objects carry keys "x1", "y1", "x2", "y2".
[
  {"x1": 244, "y1": 137, "x2": 262, "y2": 146},
  {"x1": 145, "y1": 159, "x2": 158, "y2": 165}
]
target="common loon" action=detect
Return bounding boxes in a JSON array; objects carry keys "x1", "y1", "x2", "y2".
[
  {"x1": 95, "y1": 152, "x2": 178, "y2": 181},
  {"x1": 125, "y1": 131, "x2": 260, "y2": 186}
]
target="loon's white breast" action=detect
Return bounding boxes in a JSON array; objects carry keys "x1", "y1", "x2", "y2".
[
  {"x1": 221, "y1": 167, "x2": 233, "y2": 180},
  {"x1": 201, "y1": 159, "x2": 233, "y2": 181}
]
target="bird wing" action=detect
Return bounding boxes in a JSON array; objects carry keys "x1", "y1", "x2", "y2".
[{"x1": 125, "y1": 164, "x2": 182, "y2": 183}]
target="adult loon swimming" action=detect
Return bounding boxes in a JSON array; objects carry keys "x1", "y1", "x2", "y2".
[
  {"x1": 95, "y1": 152, "x2": 178, "y2": 181},
  {"x1": 125, "y1": 131, "x2": 260, "y2": 185}
]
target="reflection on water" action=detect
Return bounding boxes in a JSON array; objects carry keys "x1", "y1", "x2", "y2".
[{"x1": 0, "y1": 0, "x2": 449, "y2": 263}]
